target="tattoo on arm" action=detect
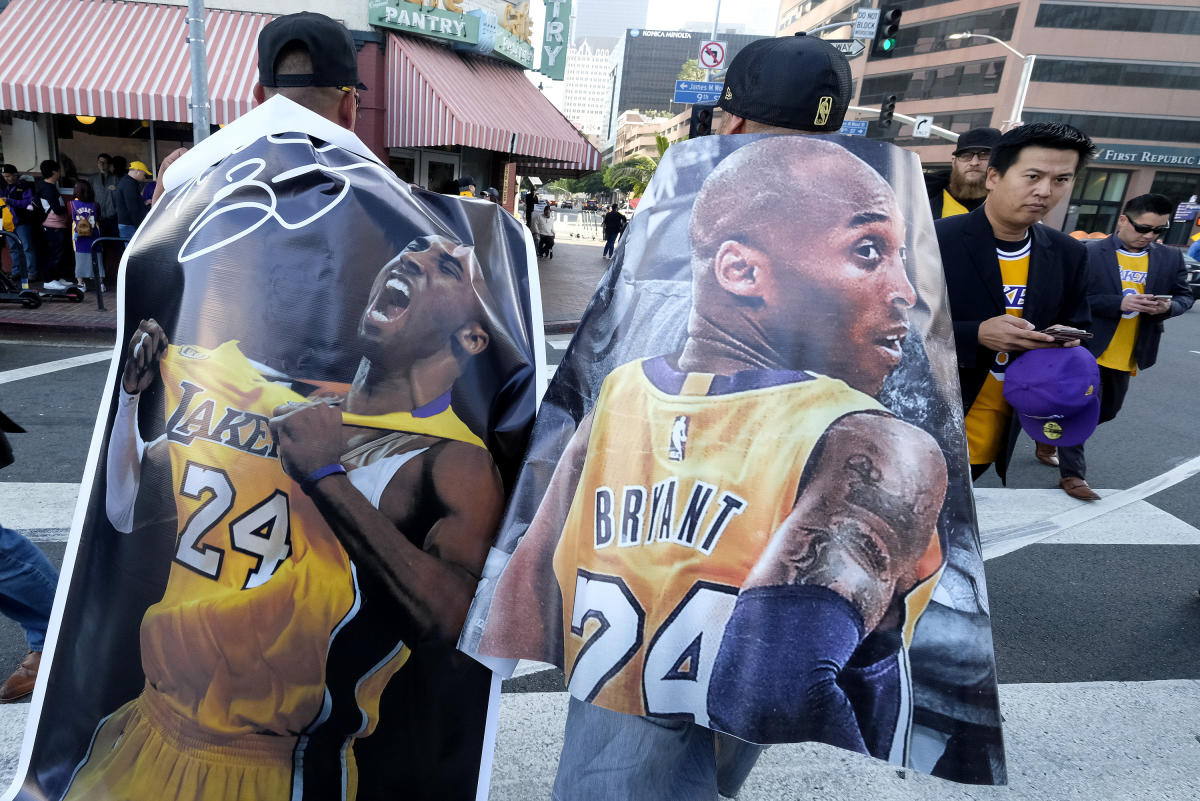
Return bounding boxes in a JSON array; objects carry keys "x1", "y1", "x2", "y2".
[{"x1": 844, "y1": 453, "x2": 918, "y2": 536}]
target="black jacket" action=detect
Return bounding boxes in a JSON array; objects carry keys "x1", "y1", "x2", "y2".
[
  {"x1": 925, "y1": 170, "x2": 984, "y2": 219},
  {"x1": 602, "y1": 210, "x2": 626, "y2": 237},
  {"x1": 32, "y1": 179, "x2": 65, "y2": 221},
  {"x1": 115, "y1": 175, "x2": 147, "y2": 226},
  {"x1": 936, "y1": 206, "x2": 1090, "y2": 479},
  {"x1": 1083, "y1": 234, "x2": 1194, "y2": 370}
]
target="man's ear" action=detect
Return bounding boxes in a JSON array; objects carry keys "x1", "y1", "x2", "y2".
[
  {"x1": 719, "y1": 114, "x2": 747, "y2": 135},
  {"x1": 454, "y1": 322, "x2": 490, "y2": 357},
  {"x1": 252, "y1": 84, "x2": 266, "y2": 105},
  {"x1": 713, "y1": 240, "x2": 768, "y2": 299},
  {"x1": 985, "y1": 166, "x2": 1000, "y2": 192}
]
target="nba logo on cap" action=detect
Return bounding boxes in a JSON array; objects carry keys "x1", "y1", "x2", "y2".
[{"x1": 1003, "y1": 347, "x2": 1101, "y2": 447}]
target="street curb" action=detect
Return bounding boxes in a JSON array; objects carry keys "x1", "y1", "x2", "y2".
[
  {"x1": 0, "y1": 315, "x2": 117, "y2": 334},
  {"x1": 544, "y1": 320, "x2": 579, "y2": 335}
]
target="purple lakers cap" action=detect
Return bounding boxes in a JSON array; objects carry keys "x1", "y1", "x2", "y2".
[{"x1": 1003, "y1": 347, "x2": 1100, "y2": 447}]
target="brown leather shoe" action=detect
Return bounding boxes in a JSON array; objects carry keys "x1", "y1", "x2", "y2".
[
  {"x1": 1035, "y1": 442, "x2": 1059, "y2": 467},
  {"x1": 1060, "y1": 477, "x2": 1100, "y2": 502},
  {"x1": 0, "y1": 651, "x2": 40, "y2": 703}
]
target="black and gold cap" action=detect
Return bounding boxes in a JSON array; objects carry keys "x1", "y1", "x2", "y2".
[
  {"x1": 716, "y1": 33, "x2": 852, "y2": 133},
  {"x1": 258, "y1": 12, "x2": 366, "y2": 90}
]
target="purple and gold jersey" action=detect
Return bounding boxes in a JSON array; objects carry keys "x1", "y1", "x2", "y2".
[
  {"x1": 963, "y1": 240, "x2": 1030, "y2": 465},
  {"x1": 552, "y1": 356, "x2": 903, "y2": 725},
  {"x1": 1096, "y1": 249, "x2": 1148, "y2": 373}
]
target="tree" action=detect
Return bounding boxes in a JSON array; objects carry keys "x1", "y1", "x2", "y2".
[
  {"x1": 678, "y1": 59, "x2": 704, "y2": 81},
  {"x1": 605, "y1": 135, "x2": 673, "y2": 197}
]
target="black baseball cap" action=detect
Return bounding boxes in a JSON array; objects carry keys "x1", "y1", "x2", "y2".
[
  {"x1": 952, "y1": 127, "x2": 1002, "y2": 155},
  {"x1": 0, "y1": 164, "x2": 15, "y2": 175},
  {"x1": 258, "y1": 12, "x2": 366, "y2": 90},
  {"x1": 716, "y1": 33, "x2": 852, "y2": 133}
]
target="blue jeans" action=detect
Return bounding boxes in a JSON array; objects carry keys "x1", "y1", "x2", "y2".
[
  {"x1": 0, "y1": 526, "x2": 58, "y2": 652},
  {"x1": 552, "y1": 695, "x2": 765, "y2": 801},
  {"x1": 603, "y1": 232, "x2": 619, "y2": 259},
  {"x1": 118, "y1": 223, "x2": 138, "y2": 242},
  {"x1": 8, "y1": 223, "x2": 37, "y2": 280}
]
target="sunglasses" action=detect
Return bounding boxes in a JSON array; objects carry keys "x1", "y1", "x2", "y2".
[
  {"x1": 1127, "y1": 219, "x2": 1169, "y2": 235},
  {"x1": 339, "y1": 86, "x2": 361, "y2": 109},
  {"x1": 953, "y1": 149, "x2": 990, "y2": 162}
]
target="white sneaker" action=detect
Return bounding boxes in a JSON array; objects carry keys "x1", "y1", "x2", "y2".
[
  {"x1": 44, "y1": 279, "x2": 68, "y2": 290},
  {"x1": 74, "y1": 283, "x2": 87, "y2": 293},
  {"x1": 99, "y1": 282, "x2": 106, "y2": 293}
]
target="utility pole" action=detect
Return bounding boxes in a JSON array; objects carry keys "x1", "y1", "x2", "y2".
[
  {"x1": 703, "y1": 0, "x2": 723, "y2": 82},
  {"x1": 187, "y1": 0, "x2": 212, "y2": 144}
]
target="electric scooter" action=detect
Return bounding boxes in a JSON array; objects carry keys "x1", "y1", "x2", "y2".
[{"x1": 0, "y1": 231, "x2": 41, "y2": 308}]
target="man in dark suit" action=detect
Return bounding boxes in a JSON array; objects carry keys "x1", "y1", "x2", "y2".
[
  {"x1": 936, "y1": 122, "x2": 1095, "y2": 484},
  {"x1": 1052, "y1": 194, "x2": 1194, "y2": 498}
]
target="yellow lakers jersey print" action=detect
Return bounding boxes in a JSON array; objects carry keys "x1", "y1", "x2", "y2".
[
  {"x1": 964, "y1": 240, "x2": 1029, "y2": 465},
  {"x1": 148, "y1": 340, "x2": 419, "y2": 742},
  {"x1": 1097, "y1": 249, "x2": 1148, "y2": 373},
  {"x1": 551, "y1": 356, "x2": 911, "y2": 725}
]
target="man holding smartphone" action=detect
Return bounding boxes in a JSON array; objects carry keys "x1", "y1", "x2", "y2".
[{"x1": 1052, "y1": 194, "x2": 1194, "y2": 499}]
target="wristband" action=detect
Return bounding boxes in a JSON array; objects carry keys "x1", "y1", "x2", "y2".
[{"x1": 300, "y1": 463, "x2": 347, "y2": 495}]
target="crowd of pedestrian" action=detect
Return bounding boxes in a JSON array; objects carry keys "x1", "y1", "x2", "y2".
[{"x1": 0, "y1": 152, "x2": 153, "y2": 293}]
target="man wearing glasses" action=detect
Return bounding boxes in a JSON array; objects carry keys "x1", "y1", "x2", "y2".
[
  {"x1": 926, "y1": 127, "x2": 1001, "y2": 219},
  {"x1": 1052, "y1": 193, "x2": 1194, "y2": 498}
]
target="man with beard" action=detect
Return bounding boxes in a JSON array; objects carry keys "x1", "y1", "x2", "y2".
[
  {"x1": 67, "y1": 236, "x2": 502, "y2": 801},
  {"x1": 481, "y1": 137, "x2": 948, "y2": 799},
  {"x1": 926, "y1": 128, "x2": 1001, "y2": 219}
]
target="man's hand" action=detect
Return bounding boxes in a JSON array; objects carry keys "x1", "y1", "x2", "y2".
[
  {"x1": 977, "y1": 314, "x2": 1057, "y2": 352},
  {"x1": 1120, "y1": 293, "x2": 1163, "y2": 315},
  {"x1": 150, "y1": 147, "x2": 189, "y2": 206},
  {"x1": 268, "y1": 401, "x2": 344, "y2": 486},
  {"x1": 121, "y1": 319, "x2": 168, "y2": 394}
]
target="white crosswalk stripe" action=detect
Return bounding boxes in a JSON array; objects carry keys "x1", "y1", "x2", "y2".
[{"x1": 2, "y1": 482, "x2": 1197, "y2": 798}]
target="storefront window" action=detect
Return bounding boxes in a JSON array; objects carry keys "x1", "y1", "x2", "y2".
[
  {"x1": 1068, "y1": 168, "x2": 1130, "y2": 234},
  {"x1": 1149, "y1": 171, "x2": 1200, "y2": 246}
]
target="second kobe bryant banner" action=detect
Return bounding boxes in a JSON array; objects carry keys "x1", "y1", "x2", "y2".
[
  {"x1": 539, "y1": 0, "x2": 572, "y2": 81},
  {"x1": 462, "y1": 134, "x2": 1007, "y2": 785},
  {"x1": 16, "y1": 95, "x2": 539, "y2": 801}
]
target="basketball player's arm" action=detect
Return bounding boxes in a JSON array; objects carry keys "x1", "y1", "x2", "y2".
[
  {"x1": 478, "y1": 412, "x2": 594, "y2": 665},
  {"x1": 269, "y1": 402, "x2": 504, "y2": 643},
  {"x1": 707, "y1": 412, "x2": 947, "y2": 746},
  {"x1": 105, "y1": 319, "x2": 172, "y2": 533}
]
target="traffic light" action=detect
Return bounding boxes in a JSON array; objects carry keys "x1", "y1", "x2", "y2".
[
  {"x1": 871, "y1": 6, "x2": 902, "y2": 58},
  {"x1": 879, "y1": 95, "x2": 897, "y2": 130},
  {"x1": 689, "y1": 105, "x2": 714, "y2": 138}
]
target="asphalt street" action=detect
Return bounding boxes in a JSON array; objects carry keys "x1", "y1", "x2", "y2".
[{"x1": 0, "y1": 302, "x2": 1197, "y2": 798}]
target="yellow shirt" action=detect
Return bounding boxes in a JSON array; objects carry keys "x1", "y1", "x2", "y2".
[
  {"x1": 1096, "y1": 249, "x2": 1148, "y2": 373},
  {"x1": 941, "y1": 189, "x2": 970, "y2": 218},
  {"x1": 553, "y1": 357, "x2": 887, "y2": 724},
  {"x1": 963, "y1": 240, "x2": 1030, "y2": 465},
  {"x1": 147, "y1": 340, "x2": 492, "y2": 738}
]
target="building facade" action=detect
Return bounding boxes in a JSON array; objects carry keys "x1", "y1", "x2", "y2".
[
  {"x1": 0, "y1": 0, "x2": 598, "y2": 217},
  {"x1": 778, "y1": 0, "x2": 1200, "y2": 241},
  {"x1": 562, "y1": 37, "x2": 618, "y2": 139},
  {"x1": 606, "y1": 28, "x2": 765, "y2": 142}
]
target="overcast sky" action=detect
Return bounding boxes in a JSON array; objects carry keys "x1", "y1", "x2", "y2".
[{"x1": 645, "y1": 0, "x2": 779, "y2": 35}]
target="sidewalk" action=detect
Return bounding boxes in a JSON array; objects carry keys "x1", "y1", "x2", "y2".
[{"x1": 0, "y1": 224, "x2": 610, "y2": 337}]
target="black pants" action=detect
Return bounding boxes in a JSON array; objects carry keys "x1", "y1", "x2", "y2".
[
  {"x1": 1057, "y1": 365, "x2": 1130, "y2": 480},
  {"x1": 42, "y1": 226, "x2": 70, "y2": 281}
]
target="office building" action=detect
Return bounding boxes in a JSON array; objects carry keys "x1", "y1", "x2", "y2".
[
  {"x1": 563, "y1": 37, "x2": 618, "y2": 139},
  {"x1": 778, "y1": 0, "x2": 1200, "y2": 240}
]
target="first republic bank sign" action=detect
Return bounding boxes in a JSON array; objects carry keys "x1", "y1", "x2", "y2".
[{"x1": 368, "y1": 0, "x2": 572, "y2": 79}]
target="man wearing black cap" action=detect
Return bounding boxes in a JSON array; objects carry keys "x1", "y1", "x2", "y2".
[
  {"x1": 926, "y1": 127, "x2": 1001, "y2": 218},
  {"x1": 715, "y1": 32, "x2": 853, "y2": 135}
]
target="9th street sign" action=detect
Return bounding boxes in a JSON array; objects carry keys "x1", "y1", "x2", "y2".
[{"x1": 673, "y1": 80, "x2": 723, "y2": 105}]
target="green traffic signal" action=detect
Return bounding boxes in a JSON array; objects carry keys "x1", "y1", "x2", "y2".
[{"x1": 880, "y1": 38, "x2": 895, "y2": 51}]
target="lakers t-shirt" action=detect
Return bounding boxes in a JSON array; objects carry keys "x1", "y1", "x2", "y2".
[
  {"x1": 963, "y1": 235, "x2": 1030, "y2": 465},
  {"x1": 1096, "y1": 248, "x2": 1148, "y2": 373},
  {"x1": 941, "y1": 189, "x2": 970, "y2": 218}
]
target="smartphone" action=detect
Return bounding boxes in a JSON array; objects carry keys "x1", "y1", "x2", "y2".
[{"x1": 1152, "y1": 295, "x2": 1173, "y2": 302}]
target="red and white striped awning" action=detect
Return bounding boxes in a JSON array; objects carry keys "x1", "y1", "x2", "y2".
[
  {"x1": 0, "y1": 0, "x2": 270, "y2": 125},
  {"x1": 386, "y1": 34, "x2": 600, "y2": 172}
]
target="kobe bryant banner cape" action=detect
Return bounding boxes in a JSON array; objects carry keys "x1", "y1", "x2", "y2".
[
  {"x1": 12, "y1": 95, "x2": 540, "y2": 801},
  {"x1": 462, "y1": 134, "x2": 1007, "y2": 784}
]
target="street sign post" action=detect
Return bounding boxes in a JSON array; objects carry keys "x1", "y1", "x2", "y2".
[
  {"x1": 839, "y1": 120, "x2": 869, "y2": 136},
  {"x1": 673, "y1": 80, "x2": 723, "y2": 105},
  {"x1": 913, "y1": 115, "x2": 934, "y2": 138},
  {"x1": 825, "y1": 39, "x2": 866, "y2": 59},
  {"x1": 698, "y1": 40, "x2": 727, "y2": 70},
  {"x1": 853, "y1": 8, "x2": 880, "y2": 39}
]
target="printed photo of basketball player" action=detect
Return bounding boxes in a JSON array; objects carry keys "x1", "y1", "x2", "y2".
[
  {"x1": 479, "y1": 137, "x2": 950, "y2": 757},
  {"x1": 66, "y1": 235, "x2": 502, "y2": 801}
]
